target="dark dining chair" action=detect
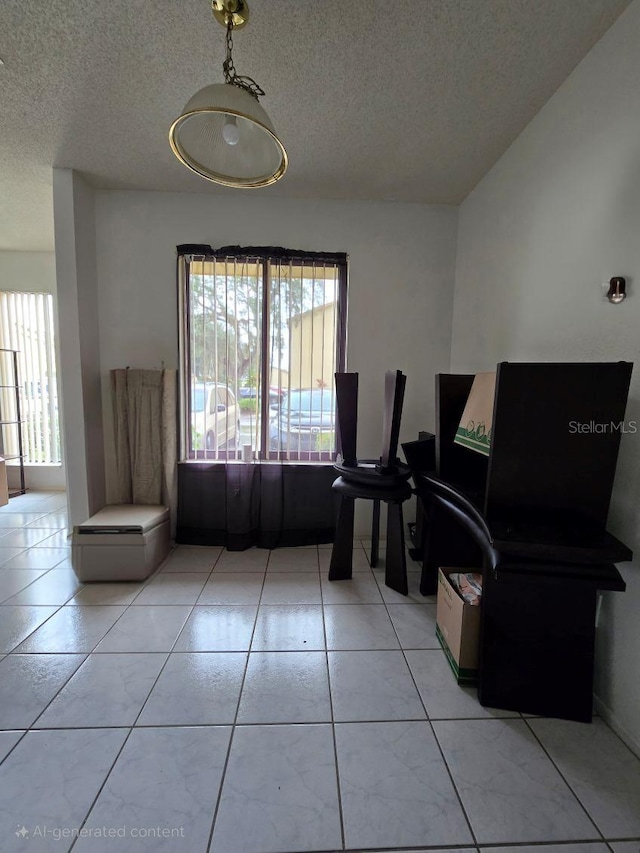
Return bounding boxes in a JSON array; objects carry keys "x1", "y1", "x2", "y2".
[{"x1": 328, "y1": 370, "x2": 412, "y2": 595}]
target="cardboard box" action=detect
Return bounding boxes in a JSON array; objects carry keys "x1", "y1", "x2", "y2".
[
  {"x1": 453, "y1": 372, "x2": 496, "y2": 457},
  {"x1": 436, "y1": 567, "x2": 482, "y2": 685}
]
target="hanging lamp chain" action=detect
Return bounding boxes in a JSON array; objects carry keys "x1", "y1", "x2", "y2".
[{"x1": 222, "y1": 19, "x2": 265, "y2": 101}]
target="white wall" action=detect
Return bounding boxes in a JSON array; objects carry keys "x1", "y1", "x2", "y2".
[
  {"x1": 0, "y1": 250, "x2": 65, "y2": 490},
  {"x1": 0, "y1": 251, "x2": 56, "y2": 293},
  {"x1": 53, "y1": 169, "x2": 105, "y2": 525},
  {"x1": 94, "y1": 191, "x2": 458, "y2": 531},
  {"x1": 452, "y1": 0, "x2": 640, "y2": 753}
]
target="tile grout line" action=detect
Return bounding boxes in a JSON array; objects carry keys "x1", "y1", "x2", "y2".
[
  {"x1": 2, "y1": 600, "x2": 66, "y2": 654},
  {"x1": 378, "y1": 560, "x2": 480, "y2": 848},
  {"x1": 0, "y1": 568, "x2": 55, "y2": 605},
  {"x1": 383, "y1": 550, "x2": 618, "y2": 846},
  {"x1": 0, "y1": 728, "x2": 29, "y2": 770},
  {"x1": 4, "y1": 517, "x2": 636, "y2": 850},
  {"x1": 64, "y1": 545, "x2": 223, "y2": 852},
  {"x1": 66, "y1": 727, "x2": 136, "y2": 853},
  {"x1": 16, "y1": 499, "x2": 134, "y2": 847},
  {"x1": 26, "y1": 575, "x2": 196, "y2": 741},
  {"x1": 22, "y1": 651, "x2": 92, "y2": 731},
  {"x1": 522, "y1": 716, "x2": 606, "y2": 842},
  {"x1": 319, "y1": 546, "x2": 348, "y2": 852},
  {"x1": 590, "y1": 707, "x2": 640, "y2": 762},
  {"x1": 472, "y1": 842, "x2": 630, "y2": 849},
  {"x1": 204, "y1": 546, "x2": 269, "y2": 853},
  {"x1": 12, "y1": 716, "x2": 567, "y2": 731},
  {"x1": 16, "y1": 543, "x2": 218, "y2": 736}
]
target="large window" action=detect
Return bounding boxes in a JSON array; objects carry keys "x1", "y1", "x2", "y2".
[
  {"x1": 0, "y1": 292, "x2": 61, "y2": 465},
  {"x1": 178, "y1": 247, "x2": 347, "y2": 462}
]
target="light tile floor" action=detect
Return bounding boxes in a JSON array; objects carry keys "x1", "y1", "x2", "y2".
[{"x1": 0, "y1": 492, "x2": 639, "y2": 852}]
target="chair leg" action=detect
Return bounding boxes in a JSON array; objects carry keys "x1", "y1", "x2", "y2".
[
  {"x1": 419, "y1": 563, "x2": 438, "y2": 597},
  {"x1": 329, "y1": 494, "x2": 355, "y2": 580},
  {"x1": 385, "y1": 500, "x2": 408, "y2": 595},
  {"x1": 370, "y1": 499, "x2": 381, "y2": 568}
]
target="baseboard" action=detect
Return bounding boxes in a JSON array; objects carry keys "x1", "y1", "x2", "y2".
[
  {"x1": 7, "y1": 464, "x2": 66, "y2": 491},
  {"x1": 593, "y1": 693, "x2": 640, "y2": 759}
]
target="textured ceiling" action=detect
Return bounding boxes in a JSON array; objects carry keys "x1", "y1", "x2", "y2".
[{"x1": 0, "y1": 0, "x2": 632, "y2": 251}]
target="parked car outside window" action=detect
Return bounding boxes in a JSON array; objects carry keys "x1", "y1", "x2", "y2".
[
  {"x1": 192, "y1": 383, "x2": 239, "y2": 451},
  {"x1": 179, "y1": 251, "x2": 346, "y2": 462},
  {"x1": 239, "y1": 386, "x2": 288, "y2": 406},
  {"x1": 269, "y1": 388, "x2": 335, "y2": 452}
]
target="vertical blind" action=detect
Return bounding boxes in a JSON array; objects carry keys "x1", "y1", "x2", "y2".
[
  {"x1": 0, "y1": 292, "x2": 61, "y2": 464},
  {"x1": 178, "y1": 246, "x2": 348, "y2": 462}
]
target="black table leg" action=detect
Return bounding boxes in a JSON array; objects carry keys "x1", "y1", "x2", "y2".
[
  {"x1": 370, "y1": 499, "x2": 380, "y2": 568},
  {"x1": 385, "y1": 500, "x2": 408, "y2": 595},
  {"x1": 329, "y1": 494, "x2": 355, "y2": 580}
]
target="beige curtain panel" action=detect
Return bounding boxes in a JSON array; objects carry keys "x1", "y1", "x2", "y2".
[{"x1": 111, "y1": 369, "x2": 177, "y2": 522}]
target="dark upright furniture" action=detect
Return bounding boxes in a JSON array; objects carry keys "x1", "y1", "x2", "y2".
[
  {"x1": 413, "y1": 375, "x2": 488, "y2": 595},
  {"x1": 412, "y1": 362, "x2": 633, "y2": 722},
  {"x1": 401, "y1": 432, "x2": 436, "y2": 562},
  {"x1": 329, "y1": 370, "x2": 412, "y2": 594}
]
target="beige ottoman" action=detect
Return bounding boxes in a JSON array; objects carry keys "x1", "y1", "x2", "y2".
[{"x1": 72, "y1": 505, "x2": 170, "y2": 582}]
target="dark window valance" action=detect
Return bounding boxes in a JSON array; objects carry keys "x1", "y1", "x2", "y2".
[{"x1": 177, "y1": 244, "x2": 347, "y2": 264}]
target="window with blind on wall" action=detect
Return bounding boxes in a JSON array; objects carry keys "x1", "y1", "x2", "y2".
[
  {"x1": 178, "y1": 247, "x2": 348, "y2": 462},
  {"x1": 0, "y1": 291, "x2": 61, "y2": 465}
]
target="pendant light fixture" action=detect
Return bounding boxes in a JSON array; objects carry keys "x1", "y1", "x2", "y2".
[{"x1": 170, "y1": 0, "x2": 287, "y2": 188}]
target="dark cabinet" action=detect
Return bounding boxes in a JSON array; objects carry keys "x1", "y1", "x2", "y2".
[{"x1": 417, "y1": 361, "x2": 633, "y2": 722}]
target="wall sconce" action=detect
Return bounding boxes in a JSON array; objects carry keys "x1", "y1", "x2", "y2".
[{"x1": 605, "y1": 276, "x2": 627, "y2": 304}]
